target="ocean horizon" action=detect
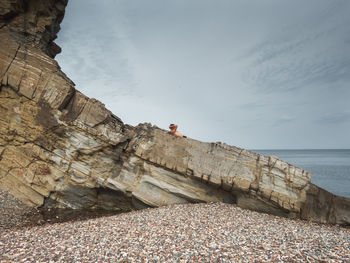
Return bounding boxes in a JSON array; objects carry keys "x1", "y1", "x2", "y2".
[{"x1": 254, "y1": 149, "x2": 350, "y2": 198}]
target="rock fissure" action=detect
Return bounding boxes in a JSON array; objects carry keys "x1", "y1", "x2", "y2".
[
  {"x1": 134, "y1": 154, "x2": 186, "y2": 178},
  {"x1": 31, "y1": 69, "x2": 42, "y2": 99},
  {"x1": 16, "y1": 66, "x2": 26, "y2": 93},
  {"x1": 0, "y1": 43, "x2": 21, "y2": 81},
  {"x1": 57, "y1": 86, "x2": 75, "y2": 111}
]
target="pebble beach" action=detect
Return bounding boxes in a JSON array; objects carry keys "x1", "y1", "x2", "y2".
[{"x1": 0, "y1": 190, "x2": 349, "y2": 262}]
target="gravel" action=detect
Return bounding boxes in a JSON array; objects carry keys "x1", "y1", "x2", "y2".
[
  {"x1": 0, "y1": 189, "x2": 40, "y2": 230},
  {"x1": 1, "y1": 190, "x2": 349, "y2": 262}
]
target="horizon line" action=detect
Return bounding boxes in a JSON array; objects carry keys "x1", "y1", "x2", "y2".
[{"x1": 251, "y1": 148, "x2": 350, "y2": 151}]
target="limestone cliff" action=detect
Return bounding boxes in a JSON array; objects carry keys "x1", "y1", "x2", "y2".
[{"x1": 0, "y1": 0, "x2": 349, "y2": 225}]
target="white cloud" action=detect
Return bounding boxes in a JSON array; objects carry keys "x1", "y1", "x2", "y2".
[{"x1": 56, "y1": 0, "x2": 350, "y2": 149}]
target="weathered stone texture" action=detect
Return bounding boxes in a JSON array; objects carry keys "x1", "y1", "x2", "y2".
[
  {"x1": 0, "y1": 0, "x2": 349, "y2": 225},
  {"x1": 127, "y1": 125, "x2": 311, "y2": 217},
  {"x1": 1, "y1": 0, "x2": 68, "y2": 58}
]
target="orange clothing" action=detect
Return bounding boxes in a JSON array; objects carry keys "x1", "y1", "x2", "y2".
[{"x1": 170, "y1": 130, "x2": 184, "y2": 137}]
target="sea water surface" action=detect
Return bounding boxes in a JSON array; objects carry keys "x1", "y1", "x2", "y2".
[{"x1": 254, "y1": 149, "x2": 350, "y2": 198}]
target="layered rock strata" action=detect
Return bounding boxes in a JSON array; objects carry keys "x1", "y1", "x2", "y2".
[{"x1": 0, "y1": 0, "x2": 349, "y2": 225}]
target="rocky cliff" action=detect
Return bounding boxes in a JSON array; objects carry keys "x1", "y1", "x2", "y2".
[{"x1": 0, "y1": 0, "x2": 349, "y2": 225}]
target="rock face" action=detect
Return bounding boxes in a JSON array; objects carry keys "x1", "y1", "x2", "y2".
[{"x1": 0, "y1": 0, "x2": 349, "y2": 225}]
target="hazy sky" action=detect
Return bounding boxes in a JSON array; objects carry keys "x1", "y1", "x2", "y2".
[{"x1": 56, "y1": 0, "x2": 350, "y2": 149}]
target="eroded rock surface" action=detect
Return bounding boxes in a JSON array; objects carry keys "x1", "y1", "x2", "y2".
[{"x1": 0, "y1": 0, "x2": 349, "y2": 225}]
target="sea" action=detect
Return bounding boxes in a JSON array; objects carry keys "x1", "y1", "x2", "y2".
[{"x1": 254, "y1": 149, "x2": 350, "y2": 198}]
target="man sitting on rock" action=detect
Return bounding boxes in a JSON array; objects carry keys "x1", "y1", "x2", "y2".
[{"x1": 169, "y1": 124, "x2": 187, "y2": 138}]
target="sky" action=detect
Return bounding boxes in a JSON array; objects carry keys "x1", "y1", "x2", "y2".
[{"x1": 55, "y1": 0, "x2": 350, "y2": 149}]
